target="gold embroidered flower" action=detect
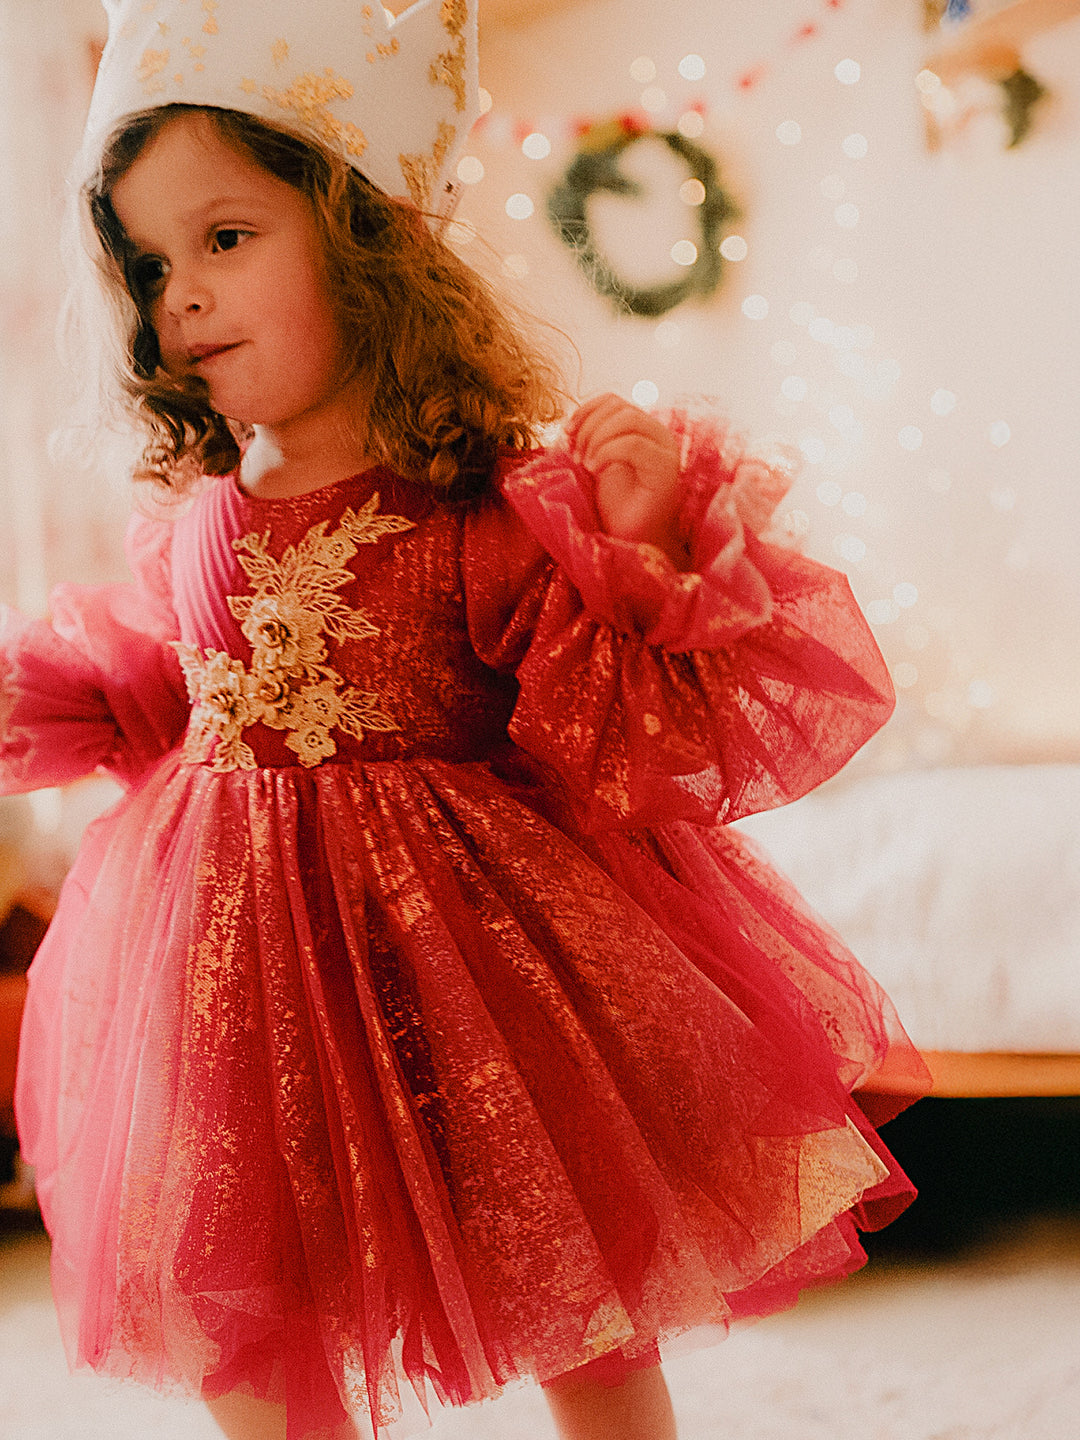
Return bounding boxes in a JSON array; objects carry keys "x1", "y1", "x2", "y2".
[
  {"x1": 287, "y1": 725, "x2": 337, "y2": 766},
  {"x1": 252, "y1": 674, "x2": 291, "y2": 709},
  {"x1": 174, "y1": 646, "x2": 260, "y2": 772},
  {"x1": 294, "y1": 679, "x2": 345, "y2": 730},
  {"x1": 241, "y1": 594, "x2": 324, "y2": 675},
  {"x1": 183, "y1": 649, "x2": 255, "y2": 733},
  {"x1": 177, "y1": 498, "x2": 413, "y2": 770}
]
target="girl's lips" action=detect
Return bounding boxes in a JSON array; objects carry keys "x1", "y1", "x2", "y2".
[{"x1": 189, "y1": 342, "x2": 242, "y2": 363}]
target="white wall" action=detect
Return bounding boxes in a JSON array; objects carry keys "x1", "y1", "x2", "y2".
[
  {"x1": 0, "y1": 0, "x2": 124, "y2": 611},
  {"x1": 459, "y1": 0, "x2": 1080, "y2": 773}
]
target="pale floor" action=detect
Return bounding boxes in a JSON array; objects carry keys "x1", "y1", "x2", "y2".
[{"x1": 1, "y1": 1213, "x2": 1079, "y2": 1440}]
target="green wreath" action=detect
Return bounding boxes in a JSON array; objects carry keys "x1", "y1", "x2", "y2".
[{"x1": 547, "y1": 115, "x2": 738, "y2": 318}]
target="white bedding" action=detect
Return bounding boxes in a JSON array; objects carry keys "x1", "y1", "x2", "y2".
[{"x1": 734, "y1": 765, "x2": 1080, "y2": 1054}]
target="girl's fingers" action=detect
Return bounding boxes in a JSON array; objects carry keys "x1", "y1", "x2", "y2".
[
  {"x1": 568, "y1": 398, "x2": 672, "y2": 473},
  {"x1": 585, "y1": 434, "x2": 676, "y2": 478},
  {"x1": 564, "y1": 391, "x2": 622, "y2": 431},
  {"x1": 565, "y1": 393, "x2": 628, "y2": 452}
]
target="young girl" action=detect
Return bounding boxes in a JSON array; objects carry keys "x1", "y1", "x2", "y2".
[{"x1": 1, "y1": 3, "x2": 928, "y2": 1438}]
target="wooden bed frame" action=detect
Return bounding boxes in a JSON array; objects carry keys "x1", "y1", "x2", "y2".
[{"x1": 864, "y1": 1050, "x2": 1080, "y2": 1099}]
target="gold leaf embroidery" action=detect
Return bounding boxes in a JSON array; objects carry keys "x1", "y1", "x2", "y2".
[
  {"x1": 176, "y1": 495, "x2": 413, "y2": 772},
  {"x1": 430, "y1": 0, "x2": 468, "y2": 113},
  {"x1": 399, "y1": 119, "x2": 456, "y2": 208},
  {"x1": 260, "y1": 69, "x2": 368, "y2": 159},
  {"x1": 138, "y1": 48, "x2": 170, "y2": 93}
]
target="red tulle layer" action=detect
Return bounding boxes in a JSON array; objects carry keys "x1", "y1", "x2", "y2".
[{"x1": 18, "y1": 750, "x2": 926, "y2": 1438}]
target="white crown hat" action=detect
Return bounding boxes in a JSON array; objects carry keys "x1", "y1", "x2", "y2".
[{"x1": 81, "y1": 0, "x2": 479, "y2": 214}]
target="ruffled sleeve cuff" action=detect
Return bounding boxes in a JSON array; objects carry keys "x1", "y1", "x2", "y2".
[
  {"x1": 0, "y1": 511, "x2": 189, "y2": 795},
  {"x1": 501, "y1": 408, "x2": 799, "y2": 652},
  {"x1": 0, "y1": 604, "x2": 121, "y2": 793}
]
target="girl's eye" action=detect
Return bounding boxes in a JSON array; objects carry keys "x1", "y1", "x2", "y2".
[
  {"x1": 212, "y1": 228, "x2": 252, "y2": 253},
  {"x1": 128, "y1": 254, "x2": 168, "y2": 300}
]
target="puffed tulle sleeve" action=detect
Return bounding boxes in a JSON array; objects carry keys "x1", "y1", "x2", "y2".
[
  {"x1": 465, "y1": 410, "x2": 895, "y2": 832},
  {"x1": 0, "y1": 512, "x2": 189, "y2": 793}
]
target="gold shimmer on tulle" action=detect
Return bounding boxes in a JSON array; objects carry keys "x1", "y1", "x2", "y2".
[{"x1": 797, "y1": 1120, "x2": 889, "y2": 1244}]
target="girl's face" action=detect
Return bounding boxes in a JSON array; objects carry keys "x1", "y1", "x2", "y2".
[{"x1": 110, "y1": 111, "x2": 353, "y2": 442}]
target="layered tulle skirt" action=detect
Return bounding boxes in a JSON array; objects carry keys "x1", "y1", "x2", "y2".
[{"x1": 18, "y1": 746, "x2": 924, "y2": 1438}]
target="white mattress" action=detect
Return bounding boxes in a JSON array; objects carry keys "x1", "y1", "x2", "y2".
[{"x1": 734, "y1": 765, "x2": 1080, "y2": 1054}]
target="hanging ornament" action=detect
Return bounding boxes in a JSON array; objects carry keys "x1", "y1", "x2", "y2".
[{"x1": 547, "y1": 115, "x2": 737, "y2": 318}]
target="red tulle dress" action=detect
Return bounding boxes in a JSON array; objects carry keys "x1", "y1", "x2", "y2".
[{"x1": 0, "y1": 414, "x2": 928, "y2": 1439}]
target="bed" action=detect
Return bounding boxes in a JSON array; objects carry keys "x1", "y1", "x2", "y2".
[{"x1": 735, "y1": 763, "x2": 1080, "y2": 1099}]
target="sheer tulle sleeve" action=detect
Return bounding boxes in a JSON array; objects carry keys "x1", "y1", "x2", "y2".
[
  {"x1": 0, "y1": 512, "x2": 190, "y2": 793},
  {"x1": 465, "y1": 411, "x2": 894, "y2": 832}
]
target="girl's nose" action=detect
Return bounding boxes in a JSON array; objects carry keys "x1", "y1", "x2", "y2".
[{"x1": 163, "y1": 269, "x2": 212, "y2": 317}]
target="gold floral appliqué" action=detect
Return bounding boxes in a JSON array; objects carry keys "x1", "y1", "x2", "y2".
[{"x1": 175, "y1": 495, "x2": 413, "y2": 772}]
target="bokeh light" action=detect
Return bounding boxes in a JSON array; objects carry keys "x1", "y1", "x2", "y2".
[
  {"x1": 521, "y1": 132, "x2": 551, "y2": 160},
  {"x1": 678, "y1": 54, "x2": 706, "y2": 81}
]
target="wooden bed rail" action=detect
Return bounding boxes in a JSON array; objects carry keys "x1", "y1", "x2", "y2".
[{"x1": 862, "y1": 1050, "x2": 1080, "y2": 1100}]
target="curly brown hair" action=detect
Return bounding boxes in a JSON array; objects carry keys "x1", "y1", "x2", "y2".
[{"x1": 86, "y1": 104, "x2": 568, "y2": 498}]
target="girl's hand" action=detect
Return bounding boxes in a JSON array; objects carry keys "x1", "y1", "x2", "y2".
[{"x1": 565, "y1": 394, "x2": 690, "y2": 569}]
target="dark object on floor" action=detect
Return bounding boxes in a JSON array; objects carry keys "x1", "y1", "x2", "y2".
[
  {"x1": 1, "y1": 891, "x2": 52, "y2": 1209},
  {"x1": 0, "y1": 1131, "x2": 17, "y2": 1186},
  {"x1": 0, "y1": 900, "x2": 51, "y2": 974},
  {"x1": 865, "y1": 1095, "x2": 1080, "y2": 1257}
]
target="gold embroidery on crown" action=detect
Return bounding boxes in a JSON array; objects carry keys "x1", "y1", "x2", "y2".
[
  {"x1": 260, "y1": 69, "x2": 369, "y2": 159},
  {"x1": 138, "y1": 47, "x2": 170, "y2": 94},
  {"x1": 174, "y1": 495, "x2": 414, "y2": 772},
  {"x1": 399, "y1": 119, "x2": 456, "y2": 208},
  {"x1": 431, "y1": 0, "x2": 468, "y2": 113}
]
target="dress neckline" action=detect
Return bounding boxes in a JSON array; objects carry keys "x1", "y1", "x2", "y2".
[{"x1": 229, "y1": 463, "x2": 390, "y2": 507}]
